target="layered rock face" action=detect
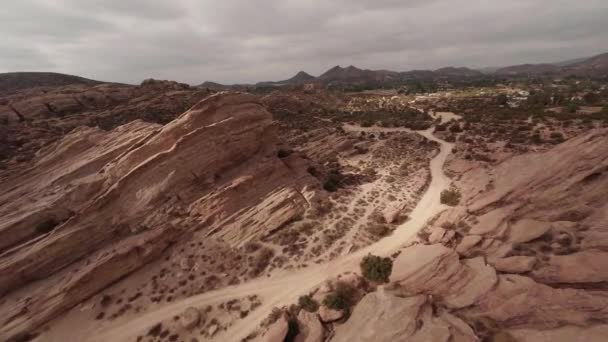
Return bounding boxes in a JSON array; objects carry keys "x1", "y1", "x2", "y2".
[
  {"x1": 298, "y1": 129, "x2": 608, "y2": 342},
  {"x1": 0, "y1": 92, "x2": 318, "y2": 341},
  {"x1": 0, "y1": 79, "x2": 213, "y2": 168},
  {"x1": 423, "y1": 128, "x2": 608, "y2": 340}
]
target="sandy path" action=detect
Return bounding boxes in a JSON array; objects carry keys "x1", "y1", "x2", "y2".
[{"x1": 88, "y1": 120, "x2": 455, "y2": 342}]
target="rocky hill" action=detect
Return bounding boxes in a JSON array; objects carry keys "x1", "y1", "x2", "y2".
[
  {"x1": 494, "y1": 63, "x2": 561, "y2": 76},
  {"x1": 317, "y1": 65, "x2": 400, "y2": 86},
  {"x1": 563, "y1": 52, "x2": 608, "y2": 78},
  {"x1": 0, "y1": 72, "x2": 106, "y2": 95},
  {"x1": 433, "y1": 66, "x2": 484, "y2": 78},
  {"x1": 0, "y1": 92, "x2": 321, "y2": 341},
  {"x1": 256, "y1": 71, "x2": 316, "y2": 87},
  {"x1": 493, "y1": 52, "x2": 608, "y2": 78}
]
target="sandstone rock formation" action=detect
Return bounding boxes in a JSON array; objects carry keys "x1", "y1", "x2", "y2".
[
  {"x1": 390, "y1": 244, "x2": 497, "y2": 309},
  {"x1": 0, "y1": 80, "x2": 213, "y2": 168},
  {"x1": 492, "y1": 256, "x2": 536, "y2": 273},
  {"x1": 0, "y1": 92, "x2": 319, "y2": 341},
  {"x1": 295, "y1": 311, "x2": 324, "y2": 342},
  {"x1": 333, "y1": 290, "x2": 477, "y2": 342},
  {"x1": 318, "y1": 306, "x2": 344, "y2": 323},
  {"x1": 330, "y1": 128, "x2": 608, "y2": 342},
  {"x1": 262, "y1": 315, "x2": 289, "y2": 342}
]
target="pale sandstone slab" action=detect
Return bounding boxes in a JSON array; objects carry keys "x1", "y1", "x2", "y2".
[{"x1": 493, "y1": 256, "x2": 537, "y2": 274}]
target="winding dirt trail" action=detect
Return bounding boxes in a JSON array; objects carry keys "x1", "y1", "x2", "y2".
[{"x1": 89, "y1": 120, "x2": 455, "y2": 342}]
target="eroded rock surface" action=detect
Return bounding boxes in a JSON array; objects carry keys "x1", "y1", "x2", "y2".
[
  {"x1": 333, "y1": 290, "x2": 477, "y2": 342},
  {"x1": 0, "y1": 92, "x2": 318, "y2": 341}
]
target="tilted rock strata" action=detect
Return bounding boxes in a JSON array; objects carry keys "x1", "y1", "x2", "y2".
[{"x1": 0, "y1": 92, "x2": 318, "y2": 341}]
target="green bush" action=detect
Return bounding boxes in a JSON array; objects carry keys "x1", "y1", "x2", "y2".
[
  {"x1": 440, "y1": 188, "x2": 461, "y2": 206},
  {"x1": 322, "y1": 282, "x2": 358, "y2": 311},
  {"x1": 298, "y1": 295, "x2": 319, "y2": 312},
  {"x1": 323, "y1": 171, "x2": 343, "y2": 192},
  {"x1": 565, "y1": 102, "x2": 579, "y2": 113},
  {"x1": 360, "y1": 254, "x2": 393, "y2": 283},
  {"x1": 549, "y1": 132, "x2": 565, "y2": 143},
  {"x1": 361, "y1": 120, "x2": 373, "y2": 127},
  {"x1": 323, "y1": 293, "x2": 348, "y2": 310}
]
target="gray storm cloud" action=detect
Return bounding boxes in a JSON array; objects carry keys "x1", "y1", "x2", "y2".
[{"x1": 1, "y1": 0, "x2": 607, "y2": 84}]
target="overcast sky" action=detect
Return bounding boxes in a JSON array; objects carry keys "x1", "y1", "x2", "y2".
[{"x1": 1, "y1": 0, "x2": 607, "y2": 84}]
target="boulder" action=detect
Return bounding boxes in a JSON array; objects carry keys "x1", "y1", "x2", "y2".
[
  {"x1": 493, "y1": 256, "x2": 536, "y2": 274},
  {"x1": 180, "y1": 307, "x2": 200, "y2": 330},
  {"x1": 508, "y1": 219, "x2": 551, "y2": 243},
  {"x1": 390, "y1": 244, "x2": 496, "y2": 309},
  {"x1": 532, "y1": 250, "x2": 608, "y2": 284},
  {"x1": 428, "y1": 227, "x2": 446, "y2": 244},
  {"x1": 469, "y1": 207, "x2": 512, "y2": 236},
  {"x1": 263, "y1": 315, "x2": 289, "y2": 342},
  {"x1": 460, "y1": 274, "x2": 608, "y2": 328},
  {"x1": 333, "y1": 291, "x2": 477, "y2": 342},
  {"x1": 383, "y1": 203, "x2": 401, "y2": 224},
  {"x1": 508, "y1": 325, "x2": 608, "y2": 342},
  {"x1": 318, "y1": 305, "x2": 344, "y2": 323},
  {"x1": 456, "y1": 235, "x2": 482, "y2": 255},
  {"x1": 295, "y1": 311, "x2": 324, "y2": 342},
  {"x1": 442, "y1": 230, "x2": 456, "y2": 243}
]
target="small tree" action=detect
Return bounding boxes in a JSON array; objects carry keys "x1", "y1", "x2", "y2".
[
  {"x1": 565, "y1": 102, "x2": 579, "y2": 114},
  {"x1": 323, "y1": 293, "x2": 349, "y2": 311},
  {"x1": 360, "y1": 254, "x2": 393, "y2": 283},
  {"x1": 495, "y1": 94, "x2": 508, "y2": 106},
  {"x1": 323, "y1": 171, "x2": 343, "y2": 192},
  {"x1": 440, "y1": 188, "x2": 461, "y2": 206},
  {"x1": 322, "y1": 281, "x2": 359, "y2": 310}
]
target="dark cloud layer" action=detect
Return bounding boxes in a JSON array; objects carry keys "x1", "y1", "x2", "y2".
[{"x1": 1, "y1": 0, "x2": 607, "y2": 84}]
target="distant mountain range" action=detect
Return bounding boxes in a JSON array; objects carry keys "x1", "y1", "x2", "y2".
[
  {"x1": 492, "y1": 52, "x2": 608, "y2": 77},
  {"x1": 201, "y1": 65, "x2": 486, "y2": 89},
  {"x1": 200, "y1": 52, "x2": 608, "y2": 89},
  {"x1": 2, "y1": 52, "x2": 606, "y2": 94}
]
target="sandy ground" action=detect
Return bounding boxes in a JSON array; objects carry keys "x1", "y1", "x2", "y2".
[
  {"x1": 432, "y1": 111, "x2": 459, "y2": 124},
  {"x1": 79, "y1": 115, "x2": 455, "y2": 342}
]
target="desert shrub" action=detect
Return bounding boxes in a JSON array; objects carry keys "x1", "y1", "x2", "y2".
[
  {"x1": 323, "y1": 179, "x2": 338, "y2": 192},
  {"x1": 449, "y1": 123, "x2": 463, "y2": 133},
  {"x1": 565, "y1": 102, "x2": 579, "y2": 113},
  {"x1": 243, "y1": 241, "x2": 262, "y2": 253},
  {"x1": 360, "y1": 254, "x2": 393, "y2": 283},
  {"x1": 323, "y1": 281, "x2": 358, "y2": 311},
  {"x1": 361, "y1": 120, "x2": 373, "y2": 127},
  {"x1": 440, "y1": 188, "x2": 461, "y2": 206},
  {"x1": 306, "y1": 166, "x2": 318, "y2": 177},
  {"x1": 495, "y1": 94, "x2": 508, "y2": 106},
  {"x1": 249, "y1": 248, "x2": 274, "y2": 277},
  {"x1": 298, "y1": 295, "x2": 319, "y2": 312},
  {"x1": 263, "y1": 307, "x2": 284, "y2": 326},
  {"x1": 549, "y1": 132, "x2": 565, "y2": 143},
  {"x1": 323, "y1": 171, "x2": 343, "y2": 192},
  {"x1": 323, "y1": 293, "x2": 348, "y2": 311}
]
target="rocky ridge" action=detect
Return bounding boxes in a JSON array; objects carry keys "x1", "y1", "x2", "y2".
[{"x1": 0, "y1": 92, "x2": 320, "y2": 341}]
